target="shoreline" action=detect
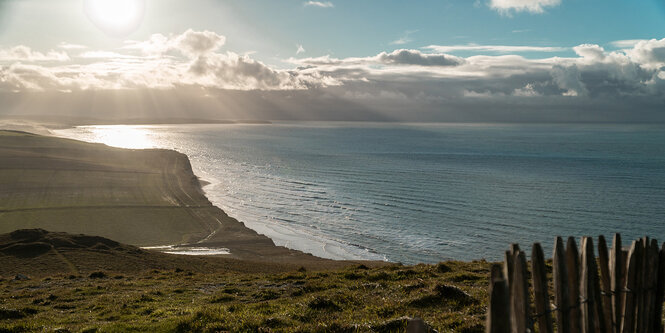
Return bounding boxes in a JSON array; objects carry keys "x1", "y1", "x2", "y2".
[
  {"x1": 0, "y1": 124, "x2": 384, "y2": 268},
  {"x1": 50, "y1": 123, "x2": 389, "y2": 263}
]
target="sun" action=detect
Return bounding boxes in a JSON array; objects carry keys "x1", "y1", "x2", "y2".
[{"x1": 84, "y1": 0, "x2": 145, "y2": 37}]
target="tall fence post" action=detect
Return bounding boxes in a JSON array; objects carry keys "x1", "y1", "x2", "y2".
[
  {"x1": 654, "y1": 243, "x2": 665, "y2": 333},
  {"x1": 611, "y1": 233, "x2": 624, "y2": 333},
  {"x1": 511, "y1": 250, "x2": 531, "y2": 333},
  {"x1": 567, "y1": 237, "x2": 582, "y2": 333},
  {"x1": 487, "y1": 264, "x2": 510, "y2": 333},
  {"x1": 554, "y1": 236, "x2": 571, "y2": 333},
  {"x1": 645, "y1": 239, "x2": 659, "y2": 333},
  {"x1": 622, "y1": 239, "x2": 641, "y2": 333},
  {"x1": 532, "y1": 243, "x2": 554, "y2": 333},
  {"x1": 637, "y1": 237, "x2": 650, "y2": 333},
  {"x1": 598, "y1": 235, "x2": 614, "y2": 331}
]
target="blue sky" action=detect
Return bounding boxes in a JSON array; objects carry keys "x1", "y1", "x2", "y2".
[
  {"x1": 2, "y1": 0, "x2": 664, "y2": 62},
  {"x1": 0, "y1": 0, "x2": 664, "y2": 122}
]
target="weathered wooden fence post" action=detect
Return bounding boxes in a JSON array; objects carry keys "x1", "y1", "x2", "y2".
[
  {"x1": 654, "y1": 243, "x2": 665, "y2": 333},
  {"x1": 567, "y1": 237, "x2": 582, "y2": 333},
  {"x1": 611, "y1": 233, "x2": 623, "y2": 333},
  {"x1": 511, "y1": 249, "x2": 531, "y2": 333},
  {"x1": 553, "y1": 236, "x2": 571, "y2": 333},
  {"x1": 532, "y1": 243, "x2": 554, "y2": 333},
  {"x1": 580, "y1": 237, "x2": 605, "y2": 333},
  {"x1": 621, "y1": 239, "x2": 641, "y2": 333},
  {"x1": 645, "y1": 239, "x2": 659, "y2": 333},
  {"x1": 637, "y1": 237, "x2": 650, "y2": 333},
  {"x1": 487, "y1": 264, "x2": 510, "y2": 333},
  {"x1": 598, "y1": 235, "x2": 614, "y2": 331}
]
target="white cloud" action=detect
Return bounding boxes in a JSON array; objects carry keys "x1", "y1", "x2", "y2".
[
  {"x1": 78, "y1": 51, "x2": 139, "y2": 59},
  {"x1": 489, "y1": 0, "x2": 561, "y2": 14},
  {"x1": 573, "y1": 44, "x2": 605, "y2": 61},
  {"x1": 176, "y1": 29, "x2": 226, "y2": 56},
  {"x1": 0, "y1": 30, "x2": 341, "y2": 92},
  {"x1": 304, "y1": 1, "x2": 334, "y2": 8},
  {"x1": 123, "y1": 29, "x2": 226, "y2": 57},
  {"x1": 626, "y1": 38, "x2": 665, "y2": 68},
  {"x1": 390, "y1": 30, "x2": 418, "y2": 45},
  {"x1": 513, "y1": 83, "x2": 540, "y2": 96},
  {"x1": 424, "y1": 44, "x2": 566, "y2": 53},
  {"x1": 0, "y1": 46, "x2": 69, "y2": 62},
  {"x1": 464, "y1": 90, "x2": 500, "y2": 98},
  {"x1": 58, "y1": 43, "x2": 87, "y2": 50},
  {"x1": 610, "y1": 39, "x2": 648, "y2": 48}
]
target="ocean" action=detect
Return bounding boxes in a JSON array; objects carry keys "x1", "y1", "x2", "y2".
[{"x1": 54, "y1": 122, "x2": 665, "y2": 264}]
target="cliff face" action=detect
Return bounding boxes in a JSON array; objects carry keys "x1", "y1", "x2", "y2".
[
  {"x1": 0, "y1": 130, "x2": 217, "y2": 246},
  {"x1": 0, "y1": 130, "x2": 339, "y2": 265}
]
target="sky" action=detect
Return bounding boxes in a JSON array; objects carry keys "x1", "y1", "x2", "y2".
[{"x1": 1, "y1": 0, "x2": 665, "y2": 122}]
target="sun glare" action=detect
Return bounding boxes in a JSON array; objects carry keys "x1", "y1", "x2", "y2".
[
  {"x1": 85, "y1": 126, "x2": 156, "y2": 149},
  {"x1": 84, "y1": 0, "x2": 145, "y2": 36}
]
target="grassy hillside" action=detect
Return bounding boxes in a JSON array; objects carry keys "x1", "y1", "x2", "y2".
[
  {"x1": 0, "y1": 262, "x2": 489, "y2": 332},
  {"x1": 0, "y1": 229, "x2": 488, "y2": 332}
]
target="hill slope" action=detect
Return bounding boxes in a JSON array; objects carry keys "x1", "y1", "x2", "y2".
[
  {"x1": 0, "y1": 130, "x2": 329, "y2": 263},
  {"x1": 0, "y1": 229, "x2": 326, "y2": 276}
]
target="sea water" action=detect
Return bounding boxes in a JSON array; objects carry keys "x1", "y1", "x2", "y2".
[{"x1": 54, "y1": 123, "x2": 665, "y2": 263}]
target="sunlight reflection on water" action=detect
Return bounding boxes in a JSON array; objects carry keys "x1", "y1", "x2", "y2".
[
  {"x1": 142, "y1": 245, "x2": 231, "y2": 256},
  {"x1": 77, "y1": 125, "x2": 157, "y2": 149}
]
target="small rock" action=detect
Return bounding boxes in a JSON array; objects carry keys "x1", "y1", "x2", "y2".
[
  {"x1": 14, "y1": 274, "x2": 30, "y2": 281},
  {"x1": 407, "y1": 317, "x2": 435, "y2": 333}
]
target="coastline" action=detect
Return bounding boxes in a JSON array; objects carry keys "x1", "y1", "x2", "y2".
[
  {"x1": 0, "y1": 123, "x2": 384, "y2": 269},
  {"x1": 50, "y1": 123, "x2": 389, "y2": 262}
]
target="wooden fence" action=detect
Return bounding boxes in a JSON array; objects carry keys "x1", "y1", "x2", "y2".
[{"x1": 486, "y1": 234, "x2": 665, "y2": 333}]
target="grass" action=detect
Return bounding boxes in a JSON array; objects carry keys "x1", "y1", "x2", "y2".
[{"x1": 0, "y1": 261, "x2": 490, "y2": 332}]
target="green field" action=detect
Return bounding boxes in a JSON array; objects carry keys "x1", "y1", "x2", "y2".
[{"x1": 0, "y1": 261, "x2": 489, "y2": 332}]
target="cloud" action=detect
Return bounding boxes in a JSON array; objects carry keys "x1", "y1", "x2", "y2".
[
  {"x1": 58, "y1": 43, "x2": 87, "y2": 50},
  {"x1": 1, "y1": 32, "x2": 665, "y2": 123},
  {"x1": 513, "y1": 83, "x2": 540, "y2": 96},
  {"x1": 573, "y1": 44, "x2": 605, "y2": 61},
  {"x1": 424, "y1": 44, "x2": 566, "y2": 53},
  {"x1": 489, "y1": 0, "x2": 561, "y2": 14},
  {"x1": 304, "y1": 1, "x2": 334, "y2": 8},
  {"x1": 0, "y1": 46, "x2": 69, "y2": 62},
  {"x1": 626, "y1": 38, "x2": 665, "y2": 68},
  {"x1": 610, "y1": 39, "x2": 647, "y2": 48},
  {"x1": 176, "y1": 29, "x2": 226, "y2": 56},
  {"x1": 123, "y1": 29, "x2": 226, "y2": 57},
  {"x1": 376, "y1": 49, "x2": 464, "y2": 67},
  {"x1": 78, "y1": 51, "x2": 139, "y2": 59},
  {"x1": 390, "y1": 30, "x2": 418, "y2": 45},
  {"x1": 0, "y1": 30, "x2": 341, "y2": 92},
  {"x1": 289, "y1": 49, "x2": 464, "y2": 68},
  {"x1": 187, "y1": 52, "x2": 322, "y2": 90}
]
